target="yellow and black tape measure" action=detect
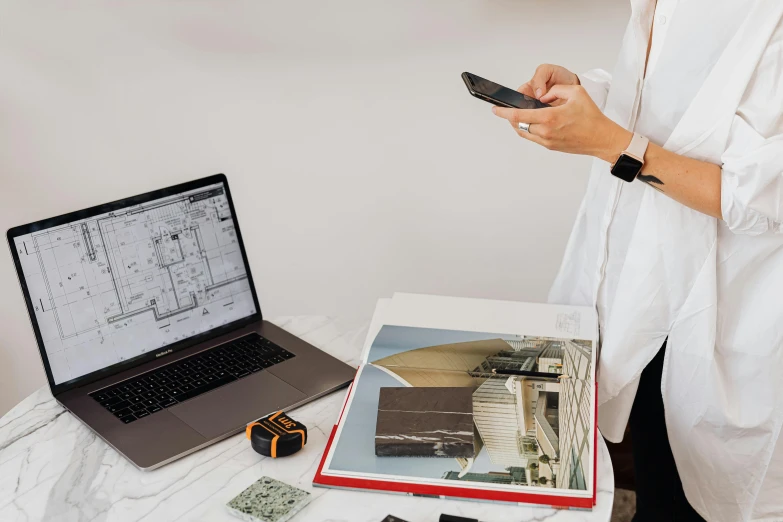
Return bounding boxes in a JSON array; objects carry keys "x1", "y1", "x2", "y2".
[{"x1": 246, "y1": 411, "x2": 307, "y2": 458}]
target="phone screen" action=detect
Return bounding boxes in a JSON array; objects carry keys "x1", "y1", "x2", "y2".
[{"x1": 464, "y1": 73, "x2": 549, "y2": 109}]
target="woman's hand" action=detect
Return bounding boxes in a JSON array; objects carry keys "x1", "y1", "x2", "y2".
[
  {"x1": 492, "y1": 84, "x2": 632, "y2": 163},
  {"x1": 518, "y1": 64, "x2": 580, "y2": 102},
  {"x1": 495, "y1": 66, "x2": 724, "y2": 220}
]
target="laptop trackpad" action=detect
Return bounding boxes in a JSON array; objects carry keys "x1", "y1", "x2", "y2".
[{"x1": 169, "y1": 371, "x2": 307, "y2": 439}]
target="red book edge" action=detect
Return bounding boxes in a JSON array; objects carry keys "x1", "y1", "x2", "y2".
[
  {"x1": 593, "y1": 378, "x2": 598, "y2": 506},
  {"x1": 312, "y1": 365, "x2": 597, "y2": 510}
]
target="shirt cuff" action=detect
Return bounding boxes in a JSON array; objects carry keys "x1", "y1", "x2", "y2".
[{"x1": 720, "y1": 115, "x2": 783, "y2": 235}]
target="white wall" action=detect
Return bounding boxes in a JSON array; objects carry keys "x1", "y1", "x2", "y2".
[{"x1": 0, "y1": 0, "x2": 629, "y2": 415}]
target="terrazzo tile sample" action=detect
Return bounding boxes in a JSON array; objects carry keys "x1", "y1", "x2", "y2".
[
  {"x1": 375, "y1": 386, "x2": 475, "y2": 458},
  {"x1": 226, "y1": 476, "x2": 311, "y2": 522}
]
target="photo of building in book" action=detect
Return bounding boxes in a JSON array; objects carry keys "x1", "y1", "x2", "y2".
[{"x1": 372, "y1": 335, "x2": 593, "y2": 491}]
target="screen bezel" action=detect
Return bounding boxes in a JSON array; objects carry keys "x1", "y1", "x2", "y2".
[{"x1": 6, "y1": 173, "x2": 263, "y2": 396}]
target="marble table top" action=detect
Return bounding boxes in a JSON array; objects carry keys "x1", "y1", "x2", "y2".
[{"x1": 0, "y1": 316, "x2": 614, "y2": 522}]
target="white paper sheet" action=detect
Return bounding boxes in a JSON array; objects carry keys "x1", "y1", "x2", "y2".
[{"x1": 384, "y1": 292, "x2": 596, "y2": 342}]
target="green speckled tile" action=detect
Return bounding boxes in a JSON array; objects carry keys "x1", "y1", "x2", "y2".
[{"x1": 226, "y1": 476, "x2": 312, "y2": 522}]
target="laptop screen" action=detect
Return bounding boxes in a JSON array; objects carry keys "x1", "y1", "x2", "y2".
[{"x1": 10, "y1": 180, "x2": 257, "y2": 386}]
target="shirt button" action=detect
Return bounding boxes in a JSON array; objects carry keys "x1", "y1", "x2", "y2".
[{"x1": 658, "y1": 14, "x2": 667, "y2": 24}]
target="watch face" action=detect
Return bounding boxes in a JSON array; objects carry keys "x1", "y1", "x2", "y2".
[{"x1": 611, "y1": 154, "x2": 643, "y2": 182}]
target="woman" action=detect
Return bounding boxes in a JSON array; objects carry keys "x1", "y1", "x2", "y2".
[{"x1": 491, "y1": 1, "x2": 783, "y2": 521}]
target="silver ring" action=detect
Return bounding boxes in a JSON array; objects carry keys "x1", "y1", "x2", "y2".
[{"x1": 518, "y1": 122, "x2": 531, "y2": 133}]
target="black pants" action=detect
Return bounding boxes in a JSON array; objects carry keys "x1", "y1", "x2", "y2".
[{"x1": 629, "y1": 342, "x2": 705, "y2": 521}]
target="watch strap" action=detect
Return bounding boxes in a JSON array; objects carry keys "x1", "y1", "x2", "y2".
[{"x1": 624, "y1": 132, "x2": 650, "y2": 163}]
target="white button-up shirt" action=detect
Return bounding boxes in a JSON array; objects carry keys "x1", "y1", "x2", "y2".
[{"x1": 548, "y1": 1, "x2": 783, "y2": 520}]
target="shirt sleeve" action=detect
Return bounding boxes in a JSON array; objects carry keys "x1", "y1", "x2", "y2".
[
  {"x1": 577, "y1": 69, "x2": 612, "y2": 111},
  {"x1": 719, "y1": 34, "x2": 783, "y2": 235}
]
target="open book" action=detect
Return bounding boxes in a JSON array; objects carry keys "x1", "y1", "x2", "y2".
[{"x1": 314, "y1": 293, "x2": 598, "y2": 509}]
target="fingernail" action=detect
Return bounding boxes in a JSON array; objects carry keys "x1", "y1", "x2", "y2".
[
  {"x1": 492, "y1": 107, "x2": 497, "y2": 114},
  {"x1": 535, "y1": 88, "x2": 543, "y2": 98}
]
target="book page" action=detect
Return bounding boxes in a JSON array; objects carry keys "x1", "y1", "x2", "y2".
[
  {"x1": 360, "y1": 298, "x2": 392, "y2": 364},
  {"x1": 385, "y1": 293, "x2": 596, "y2": 344},
  {"x1": 322, "y1": 294, "x2": 596, "y2": 499}
]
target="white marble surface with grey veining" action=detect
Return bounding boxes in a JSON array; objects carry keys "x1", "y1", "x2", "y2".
[{"x1": 0, "y1": 316, "x2": 614, "y2": 522}]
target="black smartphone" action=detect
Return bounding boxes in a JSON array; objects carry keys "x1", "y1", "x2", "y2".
[{"x1": 462, "y1": 72, "x2": 550, "y2": 109}]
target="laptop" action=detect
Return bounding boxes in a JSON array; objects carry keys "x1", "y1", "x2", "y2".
[{"x1": 6, "y1": 174, "x2": 355, "y2": 470}]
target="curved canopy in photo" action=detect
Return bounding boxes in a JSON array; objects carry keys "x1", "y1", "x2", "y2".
[{"x1": 370, "y1": 338, "x2": 510, "y2": 387}]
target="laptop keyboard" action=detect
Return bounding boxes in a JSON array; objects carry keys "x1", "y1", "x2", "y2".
[{"x1": 90, "y1": 333, "x2": 295, "y2": 424}]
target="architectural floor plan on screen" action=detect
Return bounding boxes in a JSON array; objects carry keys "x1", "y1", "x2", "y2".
[{"x1": 13, "y1": 183, "x2": 256, "y2": 384}]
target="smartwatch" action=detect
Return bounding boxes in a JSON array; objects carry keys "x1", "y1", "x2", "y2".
[{"x1": 611, "y1": 133, "x2": 650, "y2": 182}]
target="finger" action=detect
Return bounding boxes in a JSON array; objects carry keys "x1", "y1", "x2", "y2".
[
  {"x1": 539, "y1": 84, "x2": 581, "y2": 104},
  {"x1": 492, "y1": 106, "x2": 551, "y2": 124},
  {"x1": 517, "y1": 82, "x2": 536, "y2": 98},
  {"x1": 529, "y1": 65, "x2": 554, "y2": 99}
]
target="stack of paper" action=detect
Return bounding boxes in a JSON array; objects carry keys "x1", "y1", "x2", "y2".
[{"x1": 313, "y1": 293, "x2": 597, "y2": 509}]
